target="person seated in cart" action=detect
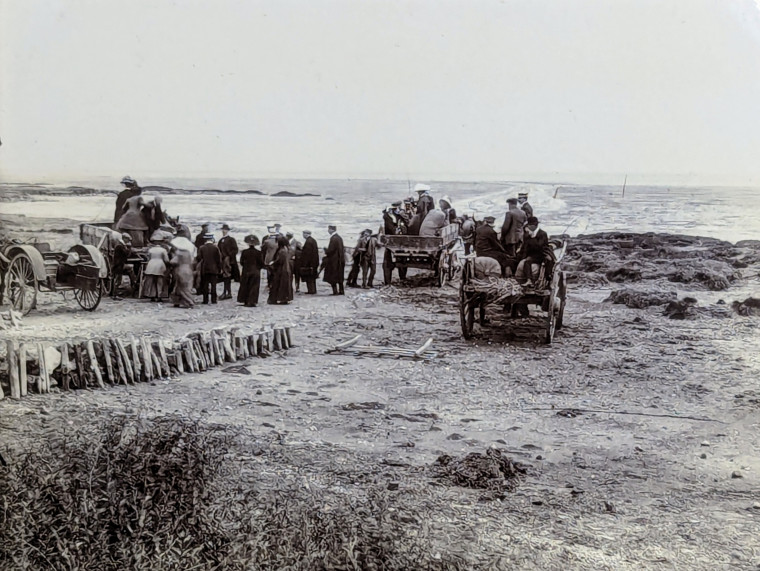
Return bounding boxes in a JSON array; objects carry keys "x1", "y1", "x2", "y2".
[
  {"x1": 439, "y1": 196, "x2": 457, "y2": 224},
  {"x1": 419, "y1": 207, "x2": 448, "y2": 237},
  {"x1": 515, "y1": 216, "x2": 553, "y2": 287},
  {"x1": 383, "y1": 201, "x2": 409, "y2": 235},
  {"x1": 474, "y1": 216, "x2": 512, "y2": 277},
  {"x1": 459, "y1": 212, "x2": 476, "y2": 256}
]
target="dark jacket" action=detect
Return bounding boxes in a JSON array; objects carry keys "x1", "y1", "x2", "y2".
[
  {"x1": 416, "y1": 194, "x2": 435, "y2": 219},
  {"x1": 269, "y1": 246, "x2": 294, "y2": 304},
  {"x1": 262, "y1": 235, "x2": 279, "y2": 265},
  {"x1": 475, "y1": 224, "x2": 507, "y2": 258},
  {"x1": 501, "y1": 207, "x2": 527, "y2": 247},
  {"x1": 218, "y1": 235, "x2": 240, "y2": 281},
  {"x1": 322, "y1": 233, "x2": 345, "y2": 284},
  {"x1": 521, "y1": 202, "x2": 534, "y2": 219},
  {"x1": 240, "y1": 246, "x2": 264, "y2": 276},
  {"x1": 194, "y1": 231, "x2": 208, "y2": 249},
  {"x1": 522, "y1": 229, "x2": 550, "y2": 262},
  {"x1": 300, "y1": 236, "x2": 320, "y2": 277},
  {"x1": 196, "y1": 243, "x2": 222, "y2": 275}
]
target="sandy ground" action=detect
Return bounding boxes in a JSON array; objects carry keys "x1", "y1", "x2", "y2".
[{"x1": 1, "y1": 234, "x2": 760, "y2": 569}]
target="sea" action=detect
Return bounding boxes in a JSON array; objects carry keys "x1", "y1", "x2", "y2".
[{"x1": 1, "y1": 178, "x2": 759, "y2": 247}]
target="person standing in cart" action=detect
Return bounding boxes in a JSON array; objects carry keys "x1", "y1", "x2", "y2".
[
  {"x1": 500, "y1": 197, "x2": 527, "y2": 258},
  {"x1": 518, "y1": 192, "x2": 533, "y2": 218},
  {"x1": 114, "y1": 175, "x2": 142, "y2": 225},
  {"x1": 321, "y1": 224, "x2": 345, "y2": 295},
  {"x1": 218, "y1": 223, "x2": 239, "y2": 300}
]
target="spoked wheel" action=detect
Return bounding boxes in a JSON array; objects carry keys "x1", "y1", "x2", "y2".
[
  {"x1": 7, "y1": 254, "x2": 38, "y2": 315},
  {"x1": 545, "y1": 277, "x2": 559, "y2": 344},
  {"x1": 437, "y1": 251, "x2": 449, "y2": 288},
  {"x1": 100, "y1": 256, "x2": 113, "y2": 296},
  {"x1": 74, "y1": 284, "x2": 102, "y2": 311},
  {"x1": 460, "y1": 293, "x2": 476, "y2": 339},
  {"x1": 556, "y1": 271, "x2": 567, "y2": 330}
]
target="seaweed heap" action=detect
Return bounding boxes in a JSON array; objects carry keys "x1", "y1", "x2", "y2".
[{"x1": 432, "y1": 447, "x2": 527, "y2": 492}]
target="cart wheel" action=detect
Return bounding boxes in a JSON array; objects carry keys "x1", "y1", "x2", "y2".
[
  {"x1": 556, "y1": 271, "x2": 567, "y2": 330},
  {"x1": 437, "y1": 251, "x2": 448, "y2": 288},
  {"x1": 459, "y1": 267, "x2": 475, "y2": 338},
  {"x1": 545, "y1": 283, "x2": 558, "y2": 344},
  {"x1": 100, "y1": 256, "x2": 113, "y2": 296},
  {"x1": 6, "y1": 254, "x2": 38, "y2": 315},
  {"x1": 74, "y1": 284, "x2": 102, "y2": 311}
]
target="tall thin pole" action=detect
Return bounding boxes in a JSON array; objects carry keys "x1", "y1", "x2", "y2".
[{"x1": 622, "y1": 174, "x2": 628, "y2": 198}]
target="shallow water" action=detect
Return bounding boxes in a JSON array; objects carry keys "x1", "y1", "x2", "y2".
[{"x1": 2, "y1": 179, "x2": 759, "y2": 246}]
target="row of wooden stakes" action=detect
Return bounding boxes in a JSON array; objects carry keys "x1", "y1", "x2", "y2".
[{"x1": 0, "y1": 325, "x2": 295, "y2": 400}]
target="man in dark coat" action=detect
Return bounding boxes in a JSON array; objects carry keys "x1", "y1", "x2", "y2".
[
  {"x1": 299, "y1": 230, "x2": 319, "y2": 294},
  {"x1": 414, "y1": 185, "x2": 435, "y2": 220},
  {"x1": 262, "y1": 224, "x2": 280, "y2": 288},
  {"x1": 518, "y1": 192, "x2": 534, "y2": 218},
  {"x1": 196, "y1": 234, "x2": 222, "y2": 304},
  {"x1": 217, "y1": 223, "x2": 239, "y2": 300},
  {"x1": 515, "y1": 216, "x2": 553, "y2": 285},
  {"x1": 500, "y1": 197, "x2": 527, "y2": 257},
  {"x1": 321, "y1": 224, "x2": 345, "y2": 295},
  {"x1": 194, "y1": 223, "x2": 210, "y2": 249},
  {"x1": 114, "y1": 176, "x2": 142, "y2": 225},
  {"x1": 346, "y1": 230, "x2": 370, "y2": 288},
  {"x1": 361, "y1": 231, "x2": 378, "y2": 288},
  {"x1": 286, "y1": 231, "x2": 302, "y2": 292},
  {"x1": 268, "y1": 235, "x2": 294, "y2": 305},
  {"x1": 475, "y1": 216, "x2": 512, "y2": 277}
]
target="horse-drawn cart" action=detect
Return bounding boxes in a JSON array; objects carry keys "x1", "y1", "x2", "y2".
[
  {"x1": 459, "y1": 241, "x2": 568, "y2": 343},
  {"x1": 380, "y1": 223, "x2": 460, "y2": 287},
  {"x1": 0, "y1": 241, "x2": 107, "y2": 315}
]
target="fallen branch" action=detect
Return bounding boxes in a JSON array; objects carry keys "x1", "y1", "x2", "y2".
[{"x1": 523, "y1": 407, "x2": 724, "y2": 423}]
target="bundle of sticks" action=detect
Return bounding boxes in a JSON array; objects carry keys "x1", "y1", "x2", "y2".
[{"x1": 468, "y1": 276, "x2": 523, "y2": 304}]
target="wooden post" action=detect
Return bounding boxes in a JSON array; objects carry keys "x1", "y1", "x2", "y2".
[
  {"x1": 129, "y1": 338, "x2": 141, "y2": 381},
  {"x1": 115, "y1": 339, "x2": 133, "y2": 384},
  {"x1": 182, "y1": 340, "x2": 196, "y2": 373},
  {"x1": 74, "y1": 344, "x2": 88, "y2": 388},
  {"x1": 8, "y1": 340, "x2": 20, "y2": 399},
  {"x1": 192, "y1": 340, "x2": 207, "y2": 371},
  {"x1": 36, "y1": 343, "x2": 49, "y2": 394},
  {"x1": 284, "y1": 326, "x2": 294, "y2": 348},
  {"x1": 19, "y1": 343, "x2": 28, "y2": 397},
  {"x1": 60, "y1": 343, "x2": 71, "y2": 391},
  {"x1": 86, "y1": 340, "x2": 105, "y2": 388},
  {"x1": 172, "y1": 343, "x2": 185, "y2": 374},
  {"x1": 99, "y1": 339, "x2": 115, "y2": 384},
  {"x1": 150, "y1": 348, "x2": 162, "y2": 379},
  {"x1": 140, "y1": 337, "x2": 153, "y2": 382},
  {"x1": 112, "y1": 339, "x2": 128, "y2": 384},
  {"x1": 156, "y1": 340, "x2": 170, "y2": 377},
  {"x1": 221, "y1": 331, "x2": 236, "y2": 362}
]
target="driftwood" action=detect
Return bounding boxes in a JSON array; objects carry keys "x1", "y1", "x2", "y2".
[
  {"x1": 8, "y1": 341, "x2": 20, "y2": 399},
  {"x1": 523, "y1": 407, "x2": 724, "y2": 423},
  {"x1": 19, "y1": 343, "x2": 28, "y2": 397},
  {"x1": 86, "y1": 340, "x2": 105, "y2": 388},
  {"x1": 129, "y1": 338, "x2": 141, "y2": 382},
  {"x1": 36, "y1": 343, "x2": 49, "y2": 394},
  {"x1": 99, "y1": 339, "x2": 115, "y2": 384},
  {"x1": 326, "y1": 335, "x2": 437, "y2": 360}
]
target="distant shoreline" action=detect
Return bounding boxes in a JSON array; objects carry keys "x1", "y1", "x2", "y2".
[{"x1": 0, "y1": 184, "x2": 320, "y2": 200}]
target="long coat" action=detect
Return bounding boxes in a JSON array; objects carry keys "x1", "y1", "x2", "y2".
[
  {"x1": 300, "y1": 236, "x2": 319, "y2": 277},
  {"x1": 268, "y1": 246, "x2": 293, "y2": 304},
  {"x1": 501, "y1": 207, "x2": 527, "y2": 247},
  {"x1": 238, "y1": 246, "x2": 264, "y2": 306},
  {"x1": 218, "y1": 235, "x2": 240, "y2": 281},
  {"x1": 322, "y1": 233, "x2": 345, "y2": 285},
  {"x1": 196, "y1": 243, "x2": 222, "y2": 275},
  {"x1": 114, "y1": 187, "x2": 140, "y2": 224}
]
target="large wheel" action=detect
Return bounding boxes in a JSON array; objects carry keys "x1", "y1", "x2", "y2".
[
  {"x1": 556, "y1": 271, "x2": 567, "y2": 330},
  {"x1": 459, "y1": 265, "x2": 475, "y2": 338},
  {"x1": 74, "y1": 283, "x2": 102, "y2": 311},
  {"x1": 437, "y1": 251, "x2": 448, "y2": 288},
  {"x1": 100, "y1": 255, "x2": 113, "y2": 296},
  {"x1": 545, "y1": 276, "x2": 560, "y2": 344},
  {"x1": 6, "y1": 254, "x2": 38, "y2": 315}
]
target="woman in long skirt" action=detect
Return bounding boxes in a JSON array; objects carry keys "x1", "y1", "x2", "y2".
[
  {"x1": 143, "y1": 244, "x2": 169, "y2": 301},
  {"x1": 170, "y1": 248, "x2": 195, "y2": 308},
  {"x1": 268, "y1": 235, "x2": 294, "y2": 305},
  {"x1": 238, "y1": 235, "x2": 264, "y2": 307}
]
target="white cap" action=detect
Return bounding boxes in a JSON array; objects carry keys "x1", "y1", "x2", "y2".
[{"x1": 414, "y1": 183, "x2": 431, "y2": 193}]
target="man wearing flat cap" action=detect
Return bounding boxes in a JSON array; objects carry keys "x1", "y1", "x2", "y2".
[
  {"x1": 299, "y1": 230, "x2": 320, "y2": 294},
  {"x1": 501, "y1": 197, "x2": 527, "y2": 260},
  {"x1": 321, "y1": 225, "x2": 345, "y2": 295},
  {"x1": 196, "y1": 233, "x2": 222, "y2": 304},
  {"x1": 518, "y1": 192, "x2": 533, "y2": 218},
  {"x1": 218, "y1": 223, "x2": 239, "y2": 300},
  {"x1": 475, "y1": 215, "x2": 512, "y2": 277}
]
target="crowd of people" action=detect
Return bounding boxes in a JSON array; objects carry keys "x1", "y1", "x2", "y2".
[
  {"x1": 110, "y1": 176, "x2": 554, "y2": 311},
  {"x1": 109, "y1": 176, "x2": 354, "y2": 310}
]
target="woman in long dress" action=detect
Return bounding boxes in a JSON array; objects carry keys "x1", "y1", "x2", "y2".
[
  {"x1": 170, "y1": 248, "x2": 195, "y2": 308},
  {"x1": 237, "y1": 235, "x2": 263, "y2": 307},
  {"x1": 267, "y1": 235, "x2": 294, "y2": 305},
  {"x1": 143, "y1": 244, "x2": 169, "y2": 301}
]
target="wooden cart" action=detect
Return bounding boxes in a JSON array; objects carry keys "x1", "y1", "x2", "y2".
[
  {"x1": 80, "y1": 223, "x2": 149, "y2": 296},
  {"x1": 380, "y1": 223, "x2": 460, "y2": 287},
  {"x1": 459, "y1": 241, "x2": 568, "y2": 344},
  {"x1": 0, "y1": 241, "x2": 107, "y2": 315}
]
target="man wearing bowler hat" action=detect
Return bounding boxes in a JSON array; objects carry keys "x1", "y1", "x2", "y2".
[{"x1": 218, "y1": 223, "x2": 239, "y2": 300}]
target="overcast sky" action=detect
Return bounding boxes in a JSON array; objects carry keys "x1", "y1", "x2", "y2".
[{"x1": 1, "y1": 0, "x2": 760, "y2": 184}]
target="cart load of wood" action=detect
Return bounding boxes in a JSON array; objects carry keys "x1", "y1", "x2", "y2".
[
  {"x1": 0, "y1": 324, "x2": 295, "y2": 400},
  {"x1": 466, "y1": 276, "x2": 524, "y2": 304}
]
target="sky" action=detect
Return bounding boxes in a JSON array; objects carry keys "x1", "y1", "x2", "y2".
[{"x1": 1, "y1": 0, "x2": 760, "y2": 185}]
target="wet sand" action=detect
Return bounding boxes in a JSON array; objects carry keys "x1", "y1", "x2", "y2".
[{"x1": 1, "y1": 231, "x2": 759, "y2": 569}]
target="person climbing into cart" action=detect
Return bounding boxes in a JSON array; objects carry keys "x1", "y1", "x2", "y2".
[
  {"x1": 114, "y1": 176, "x2": 142, "y2": 225},
  {"x1": 474, "y1": 216, "x2": 512, "y2": 277}
]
